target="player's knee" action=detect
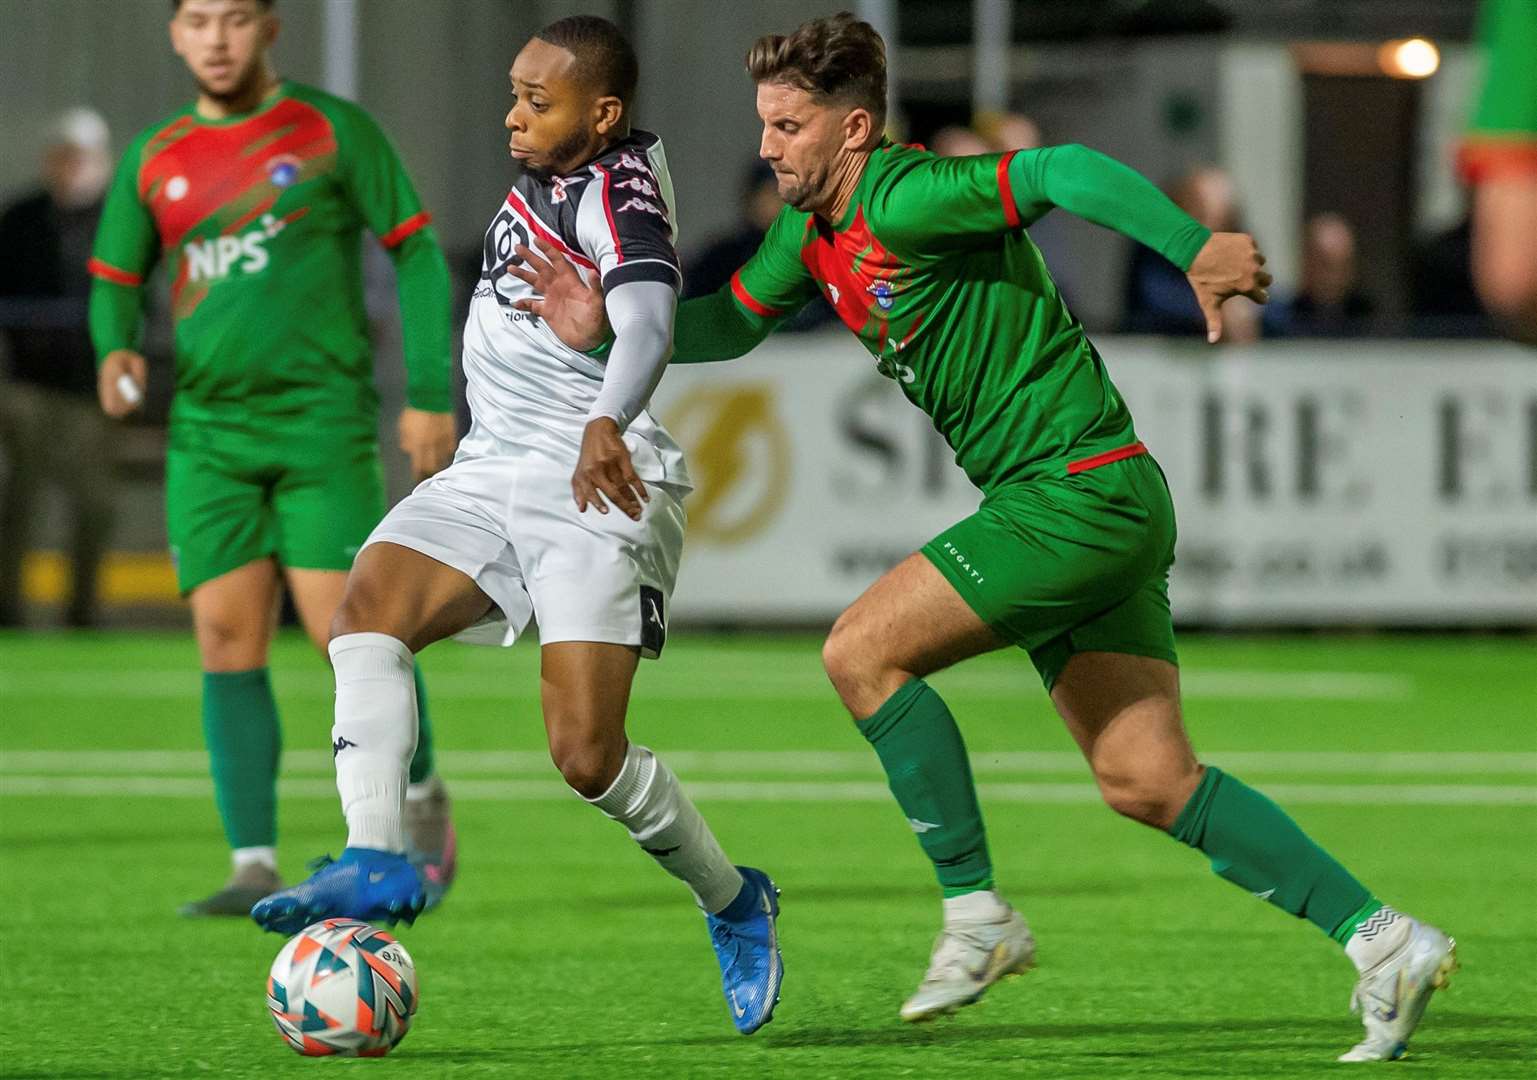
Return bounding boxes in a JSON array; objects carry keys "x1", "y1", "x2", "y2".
[
  {"x1": 1095, "y1": 769, "x2": 1190, "y2": 829},
  {"x1": 549, "y1": 734, "x2": 625, "y2": 799},
  {"x1": 821, "y1": 619, "x2": 870, "y2": 700},
  {"x1": 195, "y1": 613, "x2": 266, "y2": 670},
  {"x1": 329, "y1": 581, "x2": 390, "y2": 643}
]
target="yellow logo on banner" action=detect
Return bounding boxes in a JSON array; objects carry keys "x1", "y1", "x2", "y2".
[{"x1": 664, "y1": 383, "x2": 790, "y2": 543}]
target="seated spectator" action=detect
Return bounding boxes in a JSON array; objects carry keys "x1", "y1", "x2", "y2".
[
  {"x1": 1122, "y1": 165, "x2": 1259, "y2": 341},
  {"x1": 1265, "y1": 213, "x2": 1375, "y2": 337}
]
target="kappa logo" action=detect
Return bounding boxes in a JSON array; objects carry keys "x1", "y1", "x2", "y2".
[
  {"x1": 908, "y1": 817, "x2": 941, "y2": 834},
  {"x1": 551, "y1": 176, "x2": 573, "y2": 203},
  {"x1": 614, "y1": 175, "x2": 657, "y2": 197},
  {"x1": 615, "y1": 196, "x2": 665, "y2": 217},
  {"x1": 617, "y1": 151, "x2": 647, "y2": 173},
  {"x1": 645, "y1": 596, "x2": 665, "y2": 627},
  {"x1": 332, "y1": 736, "x2": 358, "y2": 756}
]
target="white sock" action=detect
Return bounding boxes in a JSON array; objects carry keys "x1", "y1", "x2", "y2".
[
  {"x1": 232, "y1": 845, "x2": 277, "y2": 872},
  {"x1": 329, "y1": 632, "x2": 418, "y2": 854},
  {"x1": 943, "y1": 888, "x2": 1010, "y2": 925},
  {"x1": 587, "y1": 744, "x2": 744, "y2": 913},
  {"x1": 1344, "y1": 905, "x2": 1411, "y2": 972}
]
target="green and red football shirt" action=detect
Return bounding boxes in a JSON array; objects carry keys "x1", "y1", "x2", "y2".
[
  {"x1": 675, "y1": 140, "x2": 1209, "y2": 492},
  {"x1": 1459, "y1": 0, "x2": 1537, "y2": 183},
  {"x1": 89, "y1": 81, "x2": 451, "y2": 428}
]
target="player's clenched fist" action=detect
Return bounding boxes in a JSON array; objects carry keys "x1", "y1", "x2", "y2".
[
  {"x1": 98, "y1": 349, "x2": 147, "y2": 418},
  {"x1": 1185, "y1": 232, "x2": 1273, "y2": 343},
  {"x1": 573, "y1": 416, "x2": 648, "y2": 520}
]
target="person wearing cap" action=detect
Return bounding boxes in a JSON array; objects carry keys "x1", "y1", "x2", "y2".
[{"x1": 0, "y1": 108, "x2": 118, "y2": 628}]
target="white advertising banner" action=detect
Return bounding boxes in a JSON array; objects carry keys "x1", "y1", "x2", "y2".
[{"x1": 650, "y1": 335, "x2": 1537, "y2": 626}]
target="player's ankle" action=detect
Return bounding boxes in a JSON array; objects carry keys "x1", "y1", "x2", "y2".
[{"x1": 942, "y1": 886, "x2": 1008, "y2": 924}]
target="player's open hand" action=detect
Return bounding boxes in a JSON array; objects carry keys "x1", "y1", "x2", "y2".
[
  {"x1": 573, "y1": 416, "x2": 648, "y2": 520},
  {"x1": 508, "y1": 237, "x2": 610, "y2": 352},
  {"x1": 98, "y1": 349, "x2": 147, "y2": 419},
  {"x1": 1185, "y1": 232, "x2": 1272, "y2": 343},
  {"x1": 398, "y1": 407, "x2": 457, "y2": 482}
]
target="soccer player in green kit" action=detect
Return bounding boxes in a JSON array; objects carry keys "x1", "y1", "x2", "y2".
[
  {"x1": 516, "y1": 12, "x2": 1456, "y2": 1062},
  {"x1": 89, "y1": 0, "x2": 457, "y2": 917}
]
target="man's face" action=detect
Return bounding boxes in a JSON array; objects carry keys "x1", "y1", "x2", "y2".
[
  {"x1": 755, "y1": 82, "x2": 853, "y2": 213},
  {"x1": 169, "y1": 0, "x2": 276, "y2": 103},
  {"x1": 505, "y1": 39, "x2": 612, "y2": 179}
]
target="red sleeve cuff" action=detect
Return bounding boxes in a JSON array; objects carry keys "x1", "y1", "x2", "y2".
[
  {"x1": 87, "y1": 257, "x2": 144, "y2": 287},
  {"x1": 1458, "y1": 139, "x2": 1537, "y2": 184},
  {"x1": 379, "y1": 210, "x2": 432, "y2": 249},
  {"x1": 730, "y1": 269, "x2": 783, "y2": 318}
]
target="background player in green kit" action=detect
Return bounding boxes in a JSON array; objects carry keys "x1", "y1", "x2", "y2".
[
  {"x1": 1459, "y1": 0, "x2": 1537, "y2": 343},
  {"x1": 88, "y1": 0, "x2": 458, "y2": 917},
  {"x1": 517, "y1": 12, "x2": 1457, "y2": 1063}
]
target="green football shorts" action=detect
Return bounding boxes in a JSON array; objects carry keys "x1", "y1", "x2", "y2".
[
  {"x1": 921, "y1": 449, "x2": 1178, "y2": 690},
  {"x1": 164, "y1": 423, "x2": 386, "y2": 594}
]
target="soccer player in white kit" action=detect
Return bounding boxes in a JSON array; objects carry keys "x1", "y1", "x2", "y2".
[{"x1": 251, "y1": 16, "x2": 784, "y2": 1035}]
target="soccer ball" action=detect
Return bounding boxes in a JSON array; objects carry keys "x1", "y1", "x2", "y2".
[{"x1": 265, "y1": 919, "x2": 419, "y2": 1057}]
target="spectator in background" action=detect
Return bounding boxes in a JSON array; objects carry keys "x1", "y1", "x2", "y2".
[
  {"x1": 0, "y1": 108, "x2": 117, "y2": 628},
  {"x1": 685, "y1": 160, "x2": 834, "y2": 330},
  {"x1": 1123, "y1": 165, "x2": 1260, "y2": 342},
  {"x1": 1409, "y1": 211, "x2": 1494, "y2": 337},
  {"x1": 1265, "y1": 212, "x2": 1374, "y2": 338},
  {"x1": 928, "y1": 125, "x2": 991, "y2": 158}
]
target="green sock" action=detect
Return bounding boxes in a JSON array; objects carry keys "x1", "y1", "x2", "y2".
[
  {"x1": 857, "y1": 679, "x2": 993, "y2": 897},
  {"x1": 201, "y1": 668, "x2": 282, "y2": 849},
  {"x1": 408, "y1": 662, "x2": 435, "y2": 785},
  {"x1": 1169, "y1": 766, "x2": 1373, "y2": 940}
]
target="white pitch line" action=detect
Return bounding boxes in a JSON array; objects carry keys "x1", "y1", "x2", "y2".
[
  {"x1": 1, "y1": 775, "x2": 1533, "y2": 806},
  {"x1": 0, "y1": 668, "x2": 1420, "y2": 701},
  {"x1": 1, "y1": 749, "x2": 1533, "y2": 776}
]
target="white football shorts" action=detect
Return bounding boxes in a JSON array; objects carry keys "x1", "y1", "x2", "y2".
[{"x1": 363, "y1": 453, "x2": 686, "y2": 656}]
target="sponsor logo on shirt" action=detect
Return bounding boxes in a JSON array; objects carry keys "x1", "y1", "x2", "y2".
[
  {"x1": 183, "y1": 213, "x2": 288, "y2": 283},
  {"x1": 266, "y1": 154, "x2": 302, "y2": 188},
  {"x1": 617, "y1": 151, "x2": 647, "y2": 173},
  {"x1": 867, "y1": 280, "x2": 897, "y2": 310}
]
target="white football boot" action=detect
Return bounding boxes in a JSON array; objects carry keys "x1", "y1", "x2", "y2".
[
  {"x1": 899, "y1": 900, "x2": 1036, "y2": 1022},
  {"x1": 1339, "y1": 919, "x2": 1458, "y2": 1062}
]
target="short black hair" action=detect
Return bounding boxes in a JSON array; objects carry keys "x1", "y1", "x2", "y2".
[{"x1": 535, "y1": 15, "x2": 639, "y2": 107}]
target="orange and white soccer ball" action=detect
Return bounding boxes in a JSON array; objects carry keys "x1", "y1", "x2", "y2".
[{"x1": 265, "y1": 919, "x2": 419, "y2": 1057}]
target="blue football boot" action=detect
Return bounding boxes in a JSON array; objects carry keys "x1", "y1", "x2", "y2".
[
  {"x1": 706, "y1": 866, "x2": 783, "y2": 1035},
  {"x1": 250, "y1": 848, "x2": 426, "y2": 935}
]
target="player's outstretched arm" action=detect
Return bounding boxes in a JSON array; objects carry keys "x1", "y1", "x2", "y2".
[{"x1": 1184, "y1": 232, "x2": 1271, "y2": 343}]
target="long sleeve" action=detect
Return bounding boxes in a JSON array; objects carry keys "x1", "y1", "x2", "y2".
[
  {"x1": 671, "y1": 285, "x2": 777, "y2": 364},
  {"x1": 331, "y1": 97, "x2": 453, "y2": 412},
  {"x1": 587, "y1": 279, "x2": 676, "y2": 429},
  {"x1": 1009, "y1": 144, "x2": 1211, "y2": 270},
  {"x1": 385, "y1": 228, "x2": 454, "y2": 412},
  {"x1": 874, "y1": 142, "x2": 1210, "y2": 272},
  {"x1": 86, "y1": 129, "x2": 158, "y2": 360}
]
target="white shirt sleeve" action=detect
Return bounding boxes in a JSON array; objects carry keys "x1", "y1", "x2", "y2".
[{"x1": 586, "y1": 279, "x2": 676, "y2": 430}]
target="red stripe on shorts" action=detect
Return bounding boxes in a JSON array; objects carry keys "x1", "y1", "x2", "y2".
[{"x1": 1066, "y1": 441, "x2": 1147, "y2": 475}]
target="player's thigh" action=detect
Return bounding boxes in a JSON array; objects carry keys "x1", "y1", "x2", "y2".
[
  {"x1": 283, "y1": 568, "x2": 349, "y2": 656},
  {"x1": 336, "y1": 541, "x2": 494, "y2": 654},
  {"x1": 539, "y1": 641, "x2": 640, "y2": 792},
  {"x1": 1050, "y1": 650, "x2": 1197, "y2": 827},
  {"x1": 164, "y1": 435, "x2": 277, "y2": 595},
  {"x1": 514, "y1": 468, "x2": 687, "y2": 659},
  {"x1": 188, "y1": 557, "x2": 284, "y2": 671},
  {"x1": 824, "y1": 553, "x2": 1006, "y2": 696},
  {"x1": 272, "y1": 437, "x2": 385, "y2": 576}
]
